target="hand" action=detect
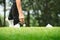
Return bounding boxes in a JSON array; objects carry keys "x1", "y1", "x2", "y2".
[{"x1": 19, "y1": 14, "x2": 24, "y2": 25}]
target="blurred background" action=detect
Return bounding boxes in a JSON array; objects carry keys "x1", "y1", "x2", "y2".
[{"x1": 0, "y1": 0, "x2": 60, "y2": 27}]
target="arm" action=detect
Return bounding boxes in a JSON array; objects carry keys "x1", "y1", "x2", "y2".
[
  {"x1": 16, "y1": 0, "x2": 24, "y2": 24},
  {"x1": 16, "y1": 0, "x2": 23, "y2": 16}
]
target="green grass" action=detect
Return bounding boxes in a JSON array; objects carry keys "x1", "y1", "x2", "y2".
[{"x1": 0, "y1": 27, "x2": 60, "y2": 40}]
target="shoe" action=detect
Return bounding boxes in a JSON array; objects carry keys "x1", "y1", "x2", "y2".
[{"x1": 14, "y1": 23, "x2": 20, "y2": 28}]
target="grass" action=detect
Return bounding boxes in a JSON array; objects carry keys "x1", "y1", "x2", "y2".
[{"x1": 0, "y1": 27, "x2": 60, "y2": 40}]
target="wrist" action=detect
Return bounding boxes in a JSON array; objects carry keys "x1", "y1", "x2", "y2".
[{"x1": 19, "y1": 14, "x2": 24, "y2": 18}]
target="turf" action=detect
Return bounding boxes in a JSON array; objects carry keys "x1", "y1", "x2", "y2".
[{"x1": 0, "y1": 27, "x2": 60, "y2": 40}]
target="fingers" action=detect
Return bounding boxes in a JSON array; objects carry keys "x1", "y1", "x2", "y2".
[
  {"x1": 19, "y1": 18, "x2": 24, "y2": 24},
  {"x1": 19, "y1": 14, "x2": 24, "y2": 24}
]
